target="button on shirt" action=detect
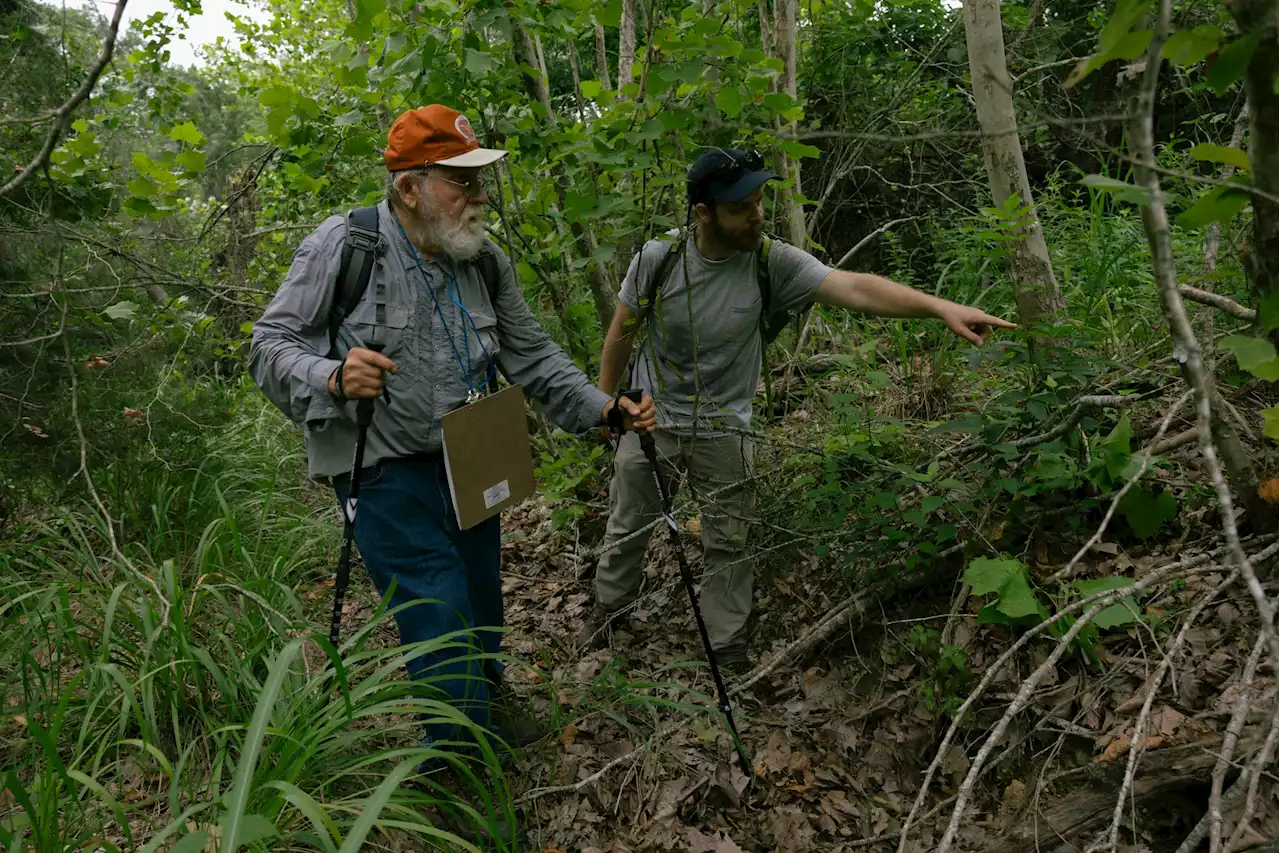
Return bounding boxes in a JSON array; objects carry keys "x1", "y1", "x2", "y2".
[{"x1": 250, "y1": 201, "x2": 611, "y2": 479}]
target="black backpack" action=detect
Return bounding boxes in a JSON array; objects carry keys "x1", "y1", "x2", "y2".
[{"x1": 328, "y1": 205, "x2": 501, "y2": 394}]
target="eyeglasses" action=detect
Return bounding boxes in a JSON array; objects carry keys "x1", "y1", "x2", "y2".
[{"x1": 426, "y1": 170, "x2": 488, "y2": 199}]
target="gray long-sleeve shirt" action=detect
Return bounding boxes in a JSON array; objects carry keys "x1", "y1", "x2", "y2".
[{"x1": 250, "y1": 201, "x2": 611, "y2": 479}]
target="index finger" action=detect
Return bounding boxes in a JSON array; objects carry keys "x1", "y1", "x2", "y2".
[
  {"x1": 352, "y1": 348, "x2": 399, "y2": 372},
  {"x1": 984, "y1": 315, "x2": 1018, "y2": 329}
]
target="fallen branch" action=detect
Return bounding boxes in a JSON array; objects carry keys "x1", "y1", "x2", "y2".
[
  {"x1": 1150, "y1": 426, "x2": 1199, "y2": 455},
  {"x1": 0, "y1": 0, "x2": 129, "y2": 200},
  {"x1": 1099, "y1": 567, "x2": 1240, "y2": 852},
  {"x1": 1209, "y1": 630, "x2": 1270, "y2": 853},
  {"x1": 995, "y1": 727, "x2": 1267, "y2": 853},
  {"x1": 957, "y1": 394, "x2": 1140, "y2": 460},
  {"x1": 1224, "y1": 714, "x2": 1279, "y2": 853},
  {"x1": 896, "y1": 538, "x2": 1279, "y2": 853},
  {"x1": 1178, "y1": 284, "x2": 1257, "y2": 322}
]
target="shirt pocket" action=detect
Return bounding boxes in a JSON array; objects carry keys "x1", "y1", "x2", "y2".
[{"x1": 465, "y1": 303, "x2": 501, "y2": 381}]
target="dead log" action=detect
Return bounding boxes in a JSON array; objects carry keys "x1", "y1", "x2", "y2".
[{"x1": 992, "y1": 726, "x2": 1267, "y2": 853}]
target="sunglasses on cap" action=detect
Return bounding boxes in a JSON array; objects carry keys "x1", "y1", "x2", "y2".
[{"x1": 710, "y1": 149, "x2": 765, "y2": 182}]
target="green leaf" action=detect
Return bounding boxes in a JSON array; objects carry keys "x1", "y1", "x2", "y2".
[
  {"x1": 170, "y1": 830, "x2": 209, "y2": 853},
  {"x1": 599, "y1": 0, "x2": 622, "y2": 27},
  {"x1": 128, "y1": 177, "x2": 159, "y2": 199},
  {"x1": 1221, "y1": 334, "x2": 1279, "y2": 381},
  {"x1": 1119, "y1": 487, "x2": 1177, "y2": 539},
  {"x1": 1262, "y1": 406, "x2": 1277, "y2": 441},
  {"x1": 336, "y1": 758, "x2": 442, "y2": 853},
  {"x1": 963, "y1": 557, "x2": 1022, "y2": 598},
  {"x1": 259, "y1": 84, "x2": 294, "y2": 107},
  {"x1": 1177, "y1": 187, "x2": 1250, "y2": 229},
  {"x1": 465, "y1": 48, "x2": 496, "y2": 75},
  {"x1": 168, "y1": 121, "x2": 204, "y2": 146},
  {"x1": 1259, "y1": 291, "x2": 1279, "y2": 333},
  {"x1": 1082, "y1": 174, "x2": 1151, "y2": 205},
  {"x1": 1206, "y1": 32, "x2": 1261, "y2": 94},
  {"x1": 714, "y1": 87, "x2": 743, "y2": 118},
  {"x1": 235, "y1": 815, "x2": 278, "y2": 847},
  {"x1": 177, "y1": 150, "x2": 206, "y2": 173},
  {"x1": 104, "y1": 301, "x2": 138, "y2": 321},
  {"x1": 1064, "y1": 0, "x2": 1153, "y2": 87},
  {"x1": 580, "y1": 79, "x2": 602, "y2": 99},
  {"x1": 780, "y1": 139, "x2": 821, "y2": 159},
  {"x1": 219, "y1": 638, "x2": 304, "y2": 853},
  {"x1": 1074, "y1": 576, "x2": 1134, "y2": 596},
  {"x1": 995, "y1": 570, "x2": 1041, "y2": 619},
  {"x1": 764, "y1": 92, "x2": 794, "y2": 112},
  {"x1": 1189, "y1": 144, "x2": 1250, "y2": 171},
  {"x1": 1095, "y1": 602, "x2": 1141, "y2": 630},
  {"x1": 1161, "y1": 25, "x2": 1223, "y2": 66},
  {"x1": 921, "y1": 495, "x2": 944, "y2": 514}
]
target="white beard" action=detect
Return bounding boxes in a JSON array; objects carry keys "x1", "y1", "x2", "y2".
[{"x1": 418, "y1": 200, "x2": 487, "y2": 261}]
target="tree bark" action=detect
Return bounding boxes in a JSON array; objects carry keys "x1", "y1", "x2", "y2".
[
  {"x1": 618, "y1": 0, "x2": 637, "y2": 89},
  {"x1": 593, "y1": 24, "x2": 612, "y2": 90},
  {"x1": 773, "y1": 0, "x2": 807, "y2": 248},
  {"x1": 1229, "y1": 0, "x2": 1278, "y2": 341},
  {"x1": 961, "y1": 0, "x2": 1064, "y2": 332}
]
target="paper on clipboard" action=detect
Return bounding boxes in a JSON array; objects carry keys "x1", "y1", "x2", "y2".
[{"x1": 440, "y1": 384, "x2": 537, "y2": 530}]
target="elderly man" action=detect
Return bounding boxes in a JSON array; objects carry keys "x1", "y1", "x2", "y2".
[
  {"x1": 250, "y1": 104, "x2": 655, "y2": 755},
  {"x1": 580, "y1": 148, "x2": 1013, "y2": 671}
]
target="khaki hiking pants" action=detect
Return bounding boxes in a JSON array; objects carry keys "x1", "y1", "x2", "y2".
[{"x1": 595, "y1": 431, "x2": 755, "y2": 653}]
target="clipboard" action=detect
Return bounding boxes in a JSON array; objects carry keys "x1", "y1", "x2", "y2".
[{"x1": 440, "y1": 384, "x2": 537, "y2": 530}]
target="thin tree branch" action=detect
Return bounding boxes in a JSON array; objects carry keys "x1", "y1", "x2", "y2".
[
  {"x1": 1178, "y1": 284, "x2": 1257, "y2": 322},
  {"x1": 1210, "y1": 630, "x2": 1269, "y2": 853},
  {"x1": 0, "y1": 0, "x2": 129, "y2": 200}
]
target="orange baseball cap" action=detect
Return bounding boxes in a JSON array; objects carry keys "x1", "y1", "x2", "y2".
[{"x1": 383, "y1": 105, "x2": 507, "y2": 171}]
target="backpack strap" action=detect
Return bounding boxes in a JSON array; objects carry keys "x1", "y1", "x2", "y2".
[
  {"x1": 474, "y1": 248, "x2": 502, "y2": 394},
  {"x1": 756, "y1": 236, "x2": 773, "y2": 317},
  {"x1": 328, "y1": 205, "x2": 380, "y2": 355},
  {"x1": 626, "y1": 236, "x2": 686, "y2": 390}
]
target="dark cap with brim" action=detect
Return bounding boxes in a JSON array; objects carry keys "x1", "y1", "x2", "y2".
[{"x1": 688, "y1": 149, "x2": 779, "y2": 205}]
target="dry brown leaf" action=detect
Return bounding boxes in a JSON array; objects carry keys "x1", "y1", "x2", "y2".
[
  {"x1": 1096, "y1": 734, "x2": 1163, "y2": 763},
  {"x1": 83, "y1": 356, "x2": 110, "y2": 368},
  {"x1": 123, "y1": 407, "x2": 144, "y2": 420},
  {"x1": 758, "y1": 729, "x2": 792, "y2": 775},
  {"x1": 1258, "y1": 478, "x2": 1279, "y2": 504},
  {"x1": 684, "y1": 516, "x2": 702, "y2": 535},
  {"x1": 560, "y1": 723, "x2": 578, "y2": 746},
  {"x1": 1153, "y1": 706, "x2": 1185, "y2": 737},
  {"x1": 22, "y1": 422, "x2": 48, "y2": 438}
]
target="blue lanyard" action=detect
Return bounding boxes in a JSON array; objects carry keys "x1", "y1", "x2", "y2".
[{"x1": 392, "y1": 214, "x2": 495, "y2": 400}]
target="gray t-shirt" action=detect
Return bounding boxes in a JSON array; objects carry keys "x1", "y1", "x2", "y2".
[{"x1": 619, "y1": 236, "x2": 832, "y2": 435}]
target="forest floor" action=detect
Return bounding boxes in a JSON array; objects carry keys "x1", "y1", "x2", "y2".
[{"x1": 323, "y1": 400, "x2": 1279, "y2": 853}]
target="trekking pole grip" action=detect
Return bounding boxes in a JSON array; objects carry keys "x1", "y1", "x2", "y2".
[{"x1": 356, "y1": 341, "x2": 386, "y2": 426}]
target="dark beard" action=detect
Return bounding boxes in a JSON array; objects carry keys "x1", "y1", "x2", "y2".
[{"x1": 707, "y1": 211, "x2": 762, "y2": 252}]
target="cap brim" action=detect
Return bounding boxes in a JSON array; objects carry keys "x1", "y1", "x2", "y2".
[
  {"x1": 433, "y1": 148, "x2": 508, "y2": 167},
  {"x1": 713, "y1": 170, "x2": 778, "y2": 202}
]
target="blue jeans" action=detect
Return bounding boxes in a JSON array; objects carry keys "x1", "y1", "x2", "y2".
[{"x1": 333, "y1": 453, "x2": 502, "y2": 744}]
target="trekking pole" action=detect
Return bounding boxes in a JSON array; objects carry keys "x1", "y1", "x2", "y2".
[
  {"x1": 329, "y1": 342, "x2": 388, "y2": 648},
  {"x1": 611, "y1": 390, "x2": 754, "y2": 778}
]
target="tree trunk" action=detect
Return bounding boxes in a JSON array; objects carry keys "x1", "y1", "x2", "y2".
[
  {"x1": 1229, "y1": 0, "x2": 1278, "y2": 341},
  {"x1": 961, "y1": 0, "x2": 1064, "y2": 332},
  {"x1": 594, "y1": 24, "x2": 612, "y2": 90},
  {"x1": 773, "y1": 0, "x2": 807, "y2": 248},
  {"x1": 507, "y1": 8, "x2": 615, "y2": 335},
  {"x1": 618, "y1": 0, "x2": 637, "y2": 89}
]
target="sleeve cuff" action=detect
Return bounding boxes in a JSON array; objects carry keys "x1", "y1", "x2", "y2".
[
  {"x1": 584, "y1": 387, "x2": 613, "y2": 428},
  {"x1": 307, "y1": 357, "x2": 344, "y2": 395}
]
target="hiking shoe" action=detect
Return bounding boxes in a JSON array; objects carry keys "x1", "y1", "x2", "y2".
[
  {"x1": 491, "y1": 684, "x2": 543, "y2": 748},
  {"x1": 716, "y1": 646, "x2": 752, "y2": 678},
  {"x1": 574, "y1": 602, "x2": 624, "y2": 651}
]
